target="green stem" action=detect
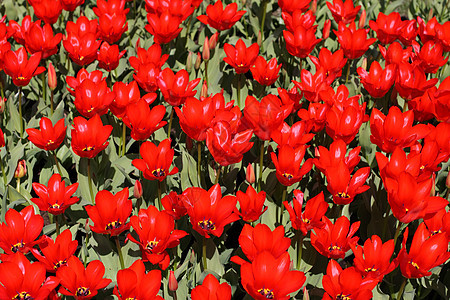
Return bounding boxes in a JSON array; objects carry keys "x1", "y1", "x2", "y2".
[
  {"x1": 167, "y1": 109, "x2": 174, "y2": 139},
  {"x1": 296, "y1": 232, "x2": 304, "y2": 270},
  {"x1": 55, "y1": 214, "x2": 60, "y2": 235},
  {"x1": 157, "y1": 180, "x2": 162, "y2": 210},
  {"x1": 393, "y1": 221, "x2": 402, "y2": 248},
  {"x1": 50, "y1": 90, "x2": 54, "y2": 115},
  {"x1": 115, "y1": 236, "x2": 125, "y2": 270},
  {"x1": 52, "y1": 151, "x2": 62, "y2": 174},
  {"x1": 280, "y1": 185, "x2": 287, "y2": 225},
  {"x1": 87, "y1": 159, "x2": 95, "y2": 204},
  {"x1": 197, "y1": 142, "x2": 202, "y2": 186},
  {"x1": 202, "y1": 237, "x2": 207, "y2": 271},
  {"x1": 204, "y1": 61, "x2": 209, "y2": 88},
  {"x1": 237, "y1": 74, "x2": 242, "y2": 108},
  {"x1": 260, "y1": 0, "x2": 268, "y2": 41},
  {"x1": 396, "y1": 278, "x2": 407, "y2": 300},
  {"x1": 0, "y1": 157, "x2": 7, "y2": 186},
  {"x1": 18, "y1": 86, "x2": 23, "y2": 138},
  {"x1": 16, "y1": 178, "x2": 20, "y2": 193},
  {"x1": 345, "y1": 60, "x2": 351, "y2": 84},
  {"x1": 257, "y1": 141, "x2": 265, "y2": 192},
  {"x1": 121, "y1": 122, "x2": 126, "y2": 156},
  {"x1": 41, "y1": 73, "x2": 47, "y2": 106},
  {"x1": 214, "y1": 166, "x2": 221, "y2": 185}
]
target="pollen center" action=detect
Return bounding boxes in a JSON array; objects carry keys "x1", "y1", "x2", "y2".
[
  {"x1": 409, "y1": 260, "x2": 420, "y2": 269},
  {"x1": 152, "y1": 168, "x2": 166, "y2": 178},
  {"x1": 54, "y1": 259, "x2": 67, "y2": 269},
  {"x1": 364, "y1": 266, "x2": 378, "y2": 272},
  {"x1": 12, "y1": 291, "x2": 32, "y2": 300},
  {"x1": 105, "y1": 220, "x2": 122, "y2": 230},
  {"x1": 336, "y1": 294, "x2": 352, "y2": 300},
  {"x1": 328, "y1": 244, "x2": 342, "y2": 252},
  {"x1": 76, "y1": 287, "x2": 91, "y2": 297},
  {"x1": 282, "y1": 173, "x2": 293, "y2": 180},
  {"x1": 47, "y1": 139, "x2": 54, "y2": 145},
  {"x1": 82, "y1": 145, "x2": 95, "y2": 151},
  {"x1": 257, "y1": 287, "x2": 274, "y2": 299},
  {"x1": 198, "y1": 218, "x2": 216, "y2": 231},
  {"x1": 50, "y1": 203, "x2": 61, "y2": 209},
  {"x1": 11, "y1": 241, "x2": 25, "y2": 253},
  {"x1": 146, "y1": 240, "x2": 159, "y2": 251},
  {"x1": 336, "y1": 192, "x2": 351, "y2": 199}
]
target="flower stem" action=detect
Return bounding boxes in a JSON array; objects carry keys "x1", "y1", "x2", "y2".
[
  {"x1": 121, "y1": 122, "x2": 126, "y2": 156},
  {"x1": 0, "y1": 157, "x2": 7, "y2": 186},
  {"x1": 52, "y1": 151, "x2": 62, "y2": 174},
  {"x1": 214, "y1": 165, "x2": 221, "y2": 185},
  {"x1": 258, "y1": 141, "x2": 265, "y2": 192},
  {"x1": 157, "y1": 180, "x2": 162, "y2": 210},
  {"x1": 202, "y1": 236, "x2": 207, "y2": 271},
  {"x1": 55, "y1": 214, "x2": 60, "y2": 235},
  {"x1": 296, "y1": 232, "x2": 304, "y2": 270},
  {"x1": 396, "y1": 278, "x2": 407, "y2": 300},
  {"x1": 50, "y1": 90, "x2": 54, "y2": 115},
  {"x1": 393, "y1": 221, "x2": 402, "y2": 248},
  {"x1": 197, "y1": 142, "x2": 202, "y2": 186},
  {"x1": 260, "y1": 0, "x2": 268, "y2": 40},
  {"x1": 115, "y1": 236, "x2": 125, "y2": 270},
  {"x1": 237, "y1": 73, "x2": 242, "y2": 108},
  {"x1": 167, "y1": 109, "x2": 174, "y2": 139},
  {"x1": 280, "y1": 185, "x2": 287, "y2": 225},
  {"x1": 345, "y1": 60, "x2": 351, "y2": 83},
  {"x1": 16, "y1": 178, "x2": 20, "y2": 193},
  {"x1": 41, "y1": 73, "x2": 47, "y2": 106},
  {"x1": 87, "y1": 159, "x2": 95, "y2": 204},
  {"x1": 204, "y1": 61, "x2": 209, "y2": 88},
  {"x1": 18, "y1": 86, "x2": 23, "y2": 138}
]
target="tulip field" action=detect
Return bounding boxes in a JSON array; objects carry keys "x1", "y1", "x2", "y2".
[{"x1": 0, "y1": 0, "x2": 449, "y2": 299}]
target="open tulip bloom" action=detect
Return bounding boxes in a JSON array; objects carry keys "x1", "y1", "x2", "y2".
[{"x1": 0, "y1": 0, "x2": 449, "y2": 299}]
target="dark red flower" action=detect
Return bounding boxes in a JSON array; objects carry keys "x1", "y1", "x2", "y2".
[
  {"x1": 57, "y1": 256, "x2": 112, "y2": 299},
  {"x1": 161, "y1": 191, "x2": 187, "y2": 220},
  {"x1": 0, "y1": 206, "x2": 44, "y2": 254},
  {"x1": 284, "y1": 25, "x2": 321, "y2": 58},
  {"x1": 31, "y1": 229, "x2": 78, "y2": 272},
  {"x1": 357, "y1": 60, "x2": 396, "y2": 98},
  {"x1": 369, "y1": 11, "x2": 404, "y2": 44},
  {"x1": 71, "y1": 114, "x2": 113, "y2": 159},
  {"x1": 26, "y1": 117, "x2": 66, "y2": 151},
  {"x1": 110, "y1": 81, "x2": 141, "y2": 119},
  {"x1": 31, "y1": 174, "x2": 79, "y2": 215},
  {"x1": 97, "y1": 41, "x2": 126, "y2": 72},
  {"x1": 191, "y1": 274, "x2": 231, "y2": 300},
  {"x1": 63, "y1": 17, "x2": 100, "y2": 66},
  {"x1": 311, "y1": 216, "x2": 360, "y2": 259},
  {"x1": 146, "y1": 12, "x2": 183, "y2": 44},
  {"x1": 236, "y1": 185, "x2": 267, "y2": 222},
  {"x1": 85, "y1": 188, "x2": 132, "y2": 236},
  {"x1": 2, "y1": 47, "x2": 45, "y2": 86},
  {"x1": 284, "y1": 190, "x2": 328, "y2": 236},
  {"x1": 128, "y1": 206, "x2": 188, "y2": 270},
  {"x1": 398, "y1": 223, "x2": 450, "y2": 278},
  {"x1": 250, "y1": 56, "x2": 281, "y2": 86},
  {"x1": 334, "y1": 22, "x2": 376, "y2": 59},
  {"x1": 123, "y1": 99, "x2": 167, "y2": 141},
  {"x1": 74, "y1": 78, "x2": 115, "y2": 118},
  {"x1": 223, "y1": 38, "x2": 259, "y2": 74},
  {"x1": 197, "y1": 0, "x2": 245, "y2": 31},
  {"x1": 327, "y1": 0, "x2": 361, "y2": 24},
  {"x1": 271, "y1": 144, "x2": 313, "y2": 186},
  {"x1": 31, "y1": 0, "x2": 63, "y2": 24},
  {"x1": 113, "y1": 259, "x2": 164, "y2": 300},
  {"x1": 182, "y1": 184, "x2": 239, "y2": 238},
  {"x1": 158, "y1": 68, "x2": 200, "y2": 106},
  {"x1": 132, "y1": 139, "x2": 178, "y2": 181},
  {"x1": 0, "y1": 252, "x2": 60, "y2": 300},
  {"x1": 24, "y1": 22, "x2": 63, "y2": 59}
]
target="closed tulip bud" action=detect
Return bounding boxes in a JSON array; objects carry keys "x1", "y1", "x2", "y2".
[
  {"x1": 203, "y1": 37, "x2": 210, "y2": 61},
  {"x1": 428, "y1": 9, "x2": 433, "y2": 22},
  {"x1": 361, "y1": 57, "x2": 367, "y2": 70},
  {"x1": 14, "y1": 159, "x2": 27, "y2": 178},
  {"x1": 195, "y1": 52, "x2": 202, "y2": 70},
  {"x1": 323, "y1": 20, "x2": 331, "y2": 39},
  {"x1": 48, "y1": 62, "x2": 57, "y2": 91},
  {"x1": 303, "y1": 287, "x2": 310, "y2": 300},
  {"x1": 209, "y1": 32, "x2": 219, "y2": 49},
  {"x1": 0, "y1": 97, "x2": 6, "y2": 114},
  {"x1": 133, "y1": 180, "x2": 143, "y2": 199},
  {"x1": 446, "y1": 171, "x2": 450, "y2": 189},
  {"x1": 359, "y1": 10, "x2": 366, "y2": 28},
  {"x1": 246, "y1": 163, "x2": 255, "y2": 184},
  {"x1": 257, "y1": 30, "x2": 262, "y2": 47},
  {"x1": 430, "y1": 174, "x2": 436, "y2": 196},
  {"x1": 311, "y1": 0, "x2": 317, "y2": 14},
  {"x1": 189, "y1": 249, "x2": 196, "y2": 264},
  {"x1": 314, "y1": 147, "x2": 320, "y2": 158},
  {"x1": 201, "y1": 80, "x2": 208, "y2": 98},
  {"x1": 169, "y1": 271, "x2": 178, "y2": 291},
  {"x1": 186, "y1": 51, "x2": 193, "y2": 72}
]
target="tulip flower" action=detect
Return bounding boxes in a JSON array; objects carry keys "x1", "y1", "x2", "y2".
[
  {"x1": 322, "y1": 260, "x2": 377, "y2": 300},
  {"x1": 85, "y1": 188, "x2": 132, "y2": 236},
  {"x1": 113, "y1": 259, "x2": 164, "y2": 300},
  {"x1": 0, "y1": 206, "x2": 44, "y2": 254},
  {"x1": 314, "y1": 139, "x2": 362, "y2": 175},
  {"x1": 395, "y1": 63, "x2": 438, "y2": 100},
  {"x1": 97, "y1": 42, "x2": 126, "y2": 72},
  {"x1": 128, "y1": 206, "x2": 188, "y2": 269},
  {"x1": 436, "y1": 21, "x2": 450, "y2": 52},
  {"x1": 182, "y1": 184, "x2": 239, "y2": 238},
  {"x1": 161, "y1": 191, "x2": 187, "y2": 220},
  {"x1": 351, "y1": 235, "x2": 398, "y2": 282},
  {"x1": 145, "y1": 0, "x2": 195, "y2": 20},
  {"x1": 48, "y1": 62, "x2": 57, "y2": 90},
  {"x1": 282, "y1": 10, "x2": 316, "y2": 33},
  {"x1": 334, "y1": 22, "x2": 376, "y2": 59},
  {"x1": 250, "y1": 56, "x2": 281, "y2": 86},
  {"x1": 327, "y1": 0, "x2": 361, "y2": 25},
  {"x1": 8, "y1": 15, "x2": 33, "y2": 45},
  {"x1": 31, "y1": 174, "x2": 79, "y2": 215},
  {"x1": 2, "y1": 47, "x2": 45, "y2": 86},
  {"x1": 0, "y1": 252, "x2": 60, "y2": 300},
  {"x1": 198, "y1": 0, "x2": 246, "y2": 31},
  {"x1": 246, "y1": 163, "x2": 256, "y2": 184},
  {"x1": 309, "y1": 48, "x2": 347, "y2": 79},
  {"x1": 271, "y1": 144, "x2": 313, "y2": 186},
  {"x1": 311, "y1": 216, "x2": 360, "y2": 259},
  {"x1": 0, "y1": 128, "x2": 5, "y2": 149},
  {"x1": 57, "y1": 256, "x2": 112, "y2": 299},
  {"x1": 31, "y1": 229, "x2": 78, "y2": 272},
  {"x1": 26, "y1": 117, "x2": 66, "y2": 151},
  {"x1": 284, "y1": 191, "x2": 328, "y2": 236},
  {"x1": 293, "y1": 68, "x2": 334, "y2": 103},
  {"x1": 63, "y1": 17, "x2": 101, "y2": 66},
  {"x1": 71, "y1": 114, "x2": 113, "y2": 159},
  {"x1": 326, "y1": 101, "x2": 368, "y2": 144},
  {"x1": 191, "y1": 274, "x2": 231, "y2": 300},
  {"x1": 146, "y1": 12, "x2": 183, "y2": 44},
  {"x1": 94, "y1": 0, "x2": 129, "y2": 43},
  {"x1": 369, "y1": 11, "x2": 404, "y2": 45},
  {"x1": 398, "y1": 223, "x2": 450, "y2": 278},
  {"x1": 424, "y1": 208, "x2": 450, "y2": 240},
  {"x1": 169, "y1": 270, "x2": 178, "y2": 292},
  {"x1": 278, "y1": 86, "x2": 303, "y2": 112},
  {"x1": 74, "y1": 78, "x2": 115, "y2": 118},
  {"x1": 379, "y1": 42, "x2": 413, "y2": 68},
  {"x1": 417, "y1": 16, "x2": 439, "y2": 43},
  {"x1": 132, "y1": 139, "x2": 178, "y2": 182},
  {"x1": 23, "y1": 22, "x2": 63, "y2": 59},
  {"x1": 158, "y1": 68, "x2": 201, "y2": 107},
  {"x1": 413, "y1": 41, "x2": 448, "y2": 74},
  {"x1": 223, "y1": 38, "x2": 259, "y2": 74},
  {"x1": 235, "y1": 185, "x2": 267, "y2": 222},
  {"x1": 278, "y1": 0, "x2": 311, "y2": 14},
  {"x1": 399, "y1": 19, "x2": 418, "y2": 45},
  {"x1": 109, "y1": 81, "x2": 141, "y2": 119},
  {"x1": 30, "y1": 0, "x2": 63, "y2": 24},
  {"x1": 66, "y1": 68, "x2": 105, "y2": 96},
  {"x1": 283, "y1": 25, "x2": 321, "y2": 58},
  {"x1": 123, "y1": 99, "x2": 167, "y2": 141},
  {"x1": 61, "y1": 0, "x2": 85, "y2": 11},
  {"x1": 297, "y1": 102, "x2": 330, "y2": 132},
  {"x1": 357, "y1": 61, "x2": 396, "y2": 98}
]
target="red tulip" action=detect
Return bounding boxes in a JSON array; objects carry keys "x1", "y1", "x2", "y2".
[
  {"x1": 293, "y1": 68, "x2": 334, "y2": 103},
  {"x1": 31, "y1": 174, "x2": 79, "y2": 215},
  {"x1": 57, "y1": 256, "x2": 112, "y2": 299},
  {"x1": 282, "y1": 10, "x2": 316, "y2": 33},
  {"x1": 48, "y1": 62, "x2": 57, "y2": 90},
  {"x1": 0, "y1": 252, "x2": 60, "y2": 299},
  {"x1": 0, "y1": 206, "x2": 44, "y2": 254},
  {"x1": 236, "y1": 185, "x2": 267, "y2": 222},
  {"x1": 132, "y1": 139, "x2": 178, "y2": 181},
  {"x1": 110, "y1": 81, "x2": 141, "y2": 119},
  {"x1": 123, "y1": 99, "x2": 167, "y2": 141},
  {"x1": 278, "y1": 0, "x2": 311, "y2": 14},
  {"x1": 113, "y1": 259, "x2": 164, "y2": 300},
  {"x1": 283, "y1": 25, "x2": 321, "y2": 58},
  {"x1": 327, "y1": 0, "x2": 361, "y2": 25},
  {"x1": 128, "y1": 206, "x2": 188, "y2": 270},
  {"x1": 146, "y1": 12, "x2": 183, "y2": 44},
  {"x1": 8, "y1": 15, "x2": 33, "y2": 46},
  {"x1": 74, "y1": 78, "x2": 115, "y2": 118},
  {"x1": 250, "y1": 56, "x2": 281, "y2": 86},
  {"x1": 399, "y1": 19, "x2": 418, "y2": 45},
  {"x1": 311, "y1": 216, "x2": 360, "y2": 259},
  {"x1": 97, "y1": 42, "x2": 126, "y2": 72},
  {"x1": 0, "y1": 128, "x2": 5, "y2": 149},
  {"x1": 357, "y1": 61, "x2": 396, "y2": 98},
  {"x1": 182, "y1": 184, "x2": 239, "y2": 238},
  {"x1": 278, "y1": 86, "x2": 303, "y2": 112},
  {"x1": 395, "y1": 63, "x2": 438, "y2": 100},
  {"x1": 2, "y1": 47, "x2": 45, "y2": 86},
  {"x1": 322, "y1": 260, "x2": 377, "y2": 300},
  {"x1": 284, "y1": 190, "x2": 328, "y2": 236},
  {"x1": 369, "y1": 11, "x2": 404, "y2": 45},
  {"x1": 424, "y1": 208, "x2": 450, "y2": 240},
  {"x1": 271, "y1": 144, "x2": 313, "y2": 186},
  {"x1": 71, "y1": 114, "x2": 113, "y2": 159},
  {"x1": 314, "y1": 139, "x2": 362, "y2": 175},
  {"x1": 398, "y1": 223, "x2": 450, "y2": 278},
  {"x1": 298, "y1": 102, "x2": 330, "y2": 132},
  {"x1": 24, "y1": 22, "x2": 63, "y2": 59},
  {"x1": 413, "y1": 41, "x2": 448, "y2": 74},
  {"x1": 63, "y1": 17, "x2": 100, "y2": 66},
  {"x1": 223, "y1": 38, "x2": 259, "y2": 74},
  {"x1": 66, "y1": 68, "x2": 105, "y2": 96},
  {"x1": 197, "y1": 0, "x2": 246, "y2": 31},
  {"x1": 158, "y1": 68, "x2": 201, "y2": 107},
  {"x1": 271, "y1": 121, "x2": 314, "y2": 148},
  {"x1": 436, "y1": 20, "x2": 450, "y2": 52},
  {"x1": 169, "y1": 270, "x2": 178, "y2": 292},
  {"x1": 334, "y1": 21, "x2": 376, "y2": 59},
  {"x1": 31, "y1": 229, "x2": 78, "y2": 272},
  {"x1": 161, "y1": 191, "x2": 187, "y2": 220},
  {"x1": 93, "y1": 0, "x2": 129, "y2": 44},
  {"x1": 26, "y1": 117, "x2": 66, "y2": 151},
  {"x1": 61, "y1": 0, "x2": 85, "y2": 11},
  {"x1": 145, "y1": 0, "x2": 195, "y2": 21},
  {"x1": 191, "y1": 274, "x2": 231, "y2": 300},
  {"x1": 309, "y1": 48, "x2": 347, "y2": 79},
  {"x1": 30, "y1": 0, "x2": 63, "y2": 24},
  {"x1": 14, "y1": 159, "x2": 27, "y2": 179}
]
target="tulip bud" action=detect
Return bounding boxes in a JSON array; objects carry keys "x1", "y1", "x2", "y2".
[
  {"x1": 14, "y1": 159, "x2": 27, "y2": 178},
  {"x1": 303, "y1": 287, "x2": 310, "y2": 300},
  {"x1": 209, "y1": 32, "x2": 219, "y2": 49},
  {"x1": 431, "y1": 173, "x2": 436, "y2": 196},
  {"x1": 359, "y1": 10, "x2": 366, "y2": 28},
  {"x1": 48, "y1": 62, "x2": 57, "y2": 91},
  {"x1": 133, "y1": 180, "x2": 143, "y2": 198},
  {"x1": 195, "y1": 52, "x2": 202, "y2": 70},
  {"x1": 201, "y1": 80, "x2": 208, "y2": 98},
  {"x1": 169, "y1": 271, "x2": 178, "y2": 291},
  {"x1": 314, "y1": 147, "x2": 320, "y2": 158},
  {"x1": 446, "y1": 171, "x2": 450, "y2": 189},
  {"x1": 323, "y1": 20, "x2": 331, "y2": 40},
  {"x1": 246, "y1": 163, "x2": 255, "y2": 184},
  {"x1": 257, "y1": 31, "x2": 262, "y2": 47},
  {"x1": 203, "y1": 36, "x2": 210, "y2": 61},
  {"x1": 428, "y1": 9, "x2": 433, "y2": 22},
  {"x1": 186, "y1": 51, "x2": 193, "y2": 72},
  {"x1": 189, "y1": 249, "x2": 196, "y2": 264},
  {"x1": 361, "y1": 57, "x2": 367, "y2": 70},
  {"x1": 0, "y1": 97, "x2": 6, "y2": 114},
  {"x1": 311, "y1": 0, "x2": 317, "y2": 14}
]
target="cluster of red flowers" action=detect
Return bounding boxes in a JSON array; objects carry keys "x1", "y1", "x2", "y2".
[{"x1": 0, "y1": 0, "x2": 449, "y2": 299}]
